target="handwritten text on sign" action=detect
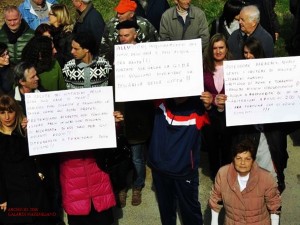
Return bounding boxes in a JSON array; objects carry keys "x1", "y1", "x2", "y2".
[
  {"x1": 224, "y1": 56, "x2": 300, "y2": 126},
  {"x1": 114, "y1": 39, "x2": 203, "y2": 102},
  {"x1": 25, "y1": 87, "x2": 116, "y2": 156}
]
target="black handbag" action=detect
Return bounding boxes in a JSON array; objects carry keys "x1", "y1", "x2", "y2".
[{"x1": 96, "y1": 135, "x2": 132, "y2": 173}]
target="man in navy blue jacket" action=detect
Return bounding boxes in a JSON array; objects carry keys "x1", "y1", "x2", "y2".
[{"x1": 148, "y1": 93, "x2": 213, "y2": 225}]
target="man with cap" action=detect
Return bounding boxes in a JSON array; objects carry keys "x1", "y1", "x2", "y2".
[
  {"x1": 100, "y1": 0, "x2": 159, "y2": 64},
  {"x1": 72, "y1": 0, "x2": 105, "y2": 47},
  {"x1": 110, "y1": 20, "x2": 154, "y2": 208}
]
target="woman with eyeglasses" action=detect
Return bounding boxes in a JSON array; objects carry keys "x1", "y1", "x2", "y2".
[
  {"x1": 0, "y1": 42, "x2": 13, "y2": 96},
  {"x1": 48, "y1": 4, "x2": 74, "y2": 68}
]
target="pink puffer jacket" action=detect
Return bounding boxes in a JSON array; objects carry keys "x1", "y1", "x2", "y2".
[{"x1": 60, "y1": 151, "x2": 116, "y2": 215}]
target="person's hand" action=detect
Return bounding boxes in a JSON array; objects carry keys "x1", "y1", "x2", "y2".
[
  {"x1": 114, "y1": 111, "x2": 124, "y2": 123},
  {"x1": 21, "y1": 117, "x2": 28, "y2": 130},
  {"x1": 200, "y1": 92, "x2": 213, "y2": 110},
  {"x1": 0, "y1": 202, "x2": 7, "y2": 212},
  {"x1": 215, "y1": 94, "x2": 227, "y2": 112}
]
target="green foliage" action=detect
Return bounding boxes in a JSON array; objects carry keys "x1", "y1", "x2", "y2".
[{"x1": 59, "y1": 0, "x2": 292, "y2": 56}]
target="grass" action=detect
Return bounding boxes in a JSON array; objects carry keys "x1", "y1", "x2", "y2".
[{"x1": 59, "y1": 0, "x2": 293, "y2": 56}]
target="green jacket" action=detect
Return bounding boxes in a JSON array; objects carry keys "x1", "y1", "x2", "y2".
[
  {"x1": 39, "y1": 60, "x2": 67, "y2": 91},
  {"x1": 159, "y1": 5, "x2": 209, "y2": 50},
  {"x1": 100, "y1": 16, "x2": 160, "y2": 63},
  {"x1": 0, "y1": 20, "x2": 34, "y2": 65}
]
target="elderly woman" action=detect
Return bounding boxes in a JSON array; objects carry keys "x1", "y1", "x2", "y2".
[
  {"x1": 0, "y1": 95, "x2": 53, "y2": 225},
  {"x1": 209, "y1": 138, "x2": 281, "y2": 225}
]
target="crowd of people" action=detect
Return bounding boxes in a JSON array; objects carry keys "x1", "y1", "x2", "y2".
[{"x1": 0, "y1": 0, "x2": 299, "y2": 225}]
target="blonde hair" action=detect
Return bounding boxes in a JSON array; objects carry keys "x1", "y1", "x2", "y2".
[{"x1": 51, "y1": 4, "x2": 74, "y2": 33}]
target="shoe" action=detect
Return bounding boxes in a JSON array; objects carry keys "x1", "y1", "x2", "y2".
[
  {"x1": 131, "y1": 187, "x2": 142, "y2": 206},
  {"x1": 118, "y1": 189, "x2": 127, "y2": 208}
]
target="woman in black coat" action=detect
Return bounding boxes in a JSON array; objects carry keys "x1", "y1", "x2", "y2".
[
  {"x1": 0, "y1": 43, "x2": 13, "y2": 95},
  {"x1": 0, "y1": 95, "x2": 54, "y2": 225}
]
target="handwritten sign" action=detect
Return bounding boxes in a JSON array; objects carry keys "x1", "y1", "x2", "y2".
[
  {"x1": 25, "y1": 87, "x2": 116, "y2": 156},
  {"x1": 114, "y1": 39, "x2": 203, "y2": 102},
  {"x1": 224, "y1": 56, "x2": 300, "y2": 126}
]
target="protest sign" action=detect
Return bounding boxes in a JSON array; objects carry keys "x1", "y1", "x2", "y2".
[
  {"x1": 224, "y1": 56, "x2": 300, "y2": 126},
  {"x1": 114, "y1": 39, "x2": 203, "y2": 101},
  {"x1": 25, "y1": 87, "x2": 116, "y2": 155}
]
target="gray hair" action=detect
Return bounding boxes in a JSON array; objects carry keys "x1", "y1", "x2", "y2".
[
  {"x1": 241, "y1": 5, "x2": 260, "y2": 23},
  {"x1": 13, "y1": 61, "x2": 36, "y2": 87}
]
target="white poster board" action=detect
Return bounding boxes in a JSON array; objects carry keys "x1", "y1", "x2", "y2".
[
  {"x1": 25, "y1": 87, "x2": 116, "y2": 156},
  {"x1": 224, "y1": 56, "x2": 300, "y2": 126},
  {"x1": 114, "y1": 39, "x2": 204, "y2": 102}
]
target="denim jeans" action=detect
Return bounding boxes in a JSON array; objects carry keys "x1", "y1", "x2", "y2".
[{"x1": 131, "y1": 143, "x2": 146, "y2": 188}]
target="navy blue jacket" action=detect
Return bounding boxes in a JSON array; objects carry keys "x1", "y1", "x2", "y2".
[
  {"x1": 228, "y1": 24, "x2": 274, "y2": 59},
  {"x1": 148, "y1": 97, "x2": 210, "y2": 178}
]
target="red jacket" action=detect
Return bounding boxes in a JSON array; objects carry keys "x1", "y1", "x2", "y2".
[{"x1": 60, "y1": 151, "x2": 116, "y2": 215}]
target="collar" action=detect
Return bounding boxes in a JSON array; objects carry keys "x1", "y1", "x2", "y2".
[
  {"x1": 76, "y1": 2, "x2": 93, "y2": 23},
  {"x1": 14, "y1": 86, "x2": 41, "y2": 101}
]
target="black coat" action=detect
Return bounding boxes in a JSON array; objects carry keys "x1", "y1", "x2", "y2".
[
  {"x1": 0, "y1": 66, "x2": 13, "y2": 95},
  {"x1": 135, "y1": 0, "x2": 170, "y2": 31},
  {"x1": 0, "y1": 130, "x2": 51, "y2": 224}
]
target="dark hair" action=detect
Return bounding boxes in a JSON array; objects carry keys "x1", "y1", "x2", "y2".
[
  {"x1": 243, "y1": 37, "x2": 265, "y2": 59},
  {"x1": 21, "y1": 36, "x2": 54, "y2": 74},
  {"x1": 0, "y1": 95, "x2": 25, "y2": 135},
  {"x1": 72, "y1": 32, "x2": 98, "y2": 56},
  {"x1": 203, "y1": 33, "x2": 233, "y2": 73},
  {"x1": 13, "y1": 61, "x2": 36, "y2": 87},
  {"x1": 0, "y1": 42, "x2": 8, "y2": 56},
  {"x1": 232, "y1": 138, "x2": 256, "y2": 160},
  {"x1": 35, "y1": 23, "x2": 53, "y2": 37},
  {"x1": 220, "y1": 0, "x2": 245, "y2": 27}
]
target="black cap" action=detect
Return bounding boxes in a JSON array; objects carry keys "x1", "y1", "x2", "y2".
[{"x1": 116, "y1": 20, "x2": 139, "y2": 30}]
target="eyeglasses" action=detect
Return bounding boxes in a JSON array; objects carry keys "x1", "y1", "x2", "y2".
[{"x1": 0, "y1": 51, "x2": 9, "y2": 58}]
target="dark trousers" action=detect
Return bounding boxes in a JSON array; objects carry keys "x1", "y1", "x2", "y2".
[
  {"x1": 152, "y1": 170, "x2": 203, "y2": 225},
  {"x1": 67, "y1": 205, "x2": 113, "y2": 225}
]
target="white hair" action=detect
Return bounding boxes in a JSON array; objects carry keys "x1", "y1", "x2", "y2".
[{"x1": 241, "y1": 5, "x2": 260, "y2": 23}]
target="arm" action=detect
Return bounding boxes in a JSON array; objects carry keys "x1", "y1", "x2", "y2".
[
  {"x1": 264, "y1": 172, "x2": 281, "y2": 214},
  {"x1": 208, "y1": 170, "x2": 223, "y2": 213},
  {"x1": 99, "y1": 22, "x2": 116, "y2": 61},
  {"x1": 56, "y1": 62, "x2": 67, "y2": 90},
  {"x1": 197, "y1": 11, "x2": 210, "y2": 50},
  {"x1": 159, "y1": 13, "x2": 171, "y2": 41}
]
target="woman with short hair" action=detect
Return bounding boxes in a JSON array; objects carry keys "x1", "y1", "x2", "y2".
[{"x1": 209, "y1": 138, "x2": 281, "y2": 225}]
